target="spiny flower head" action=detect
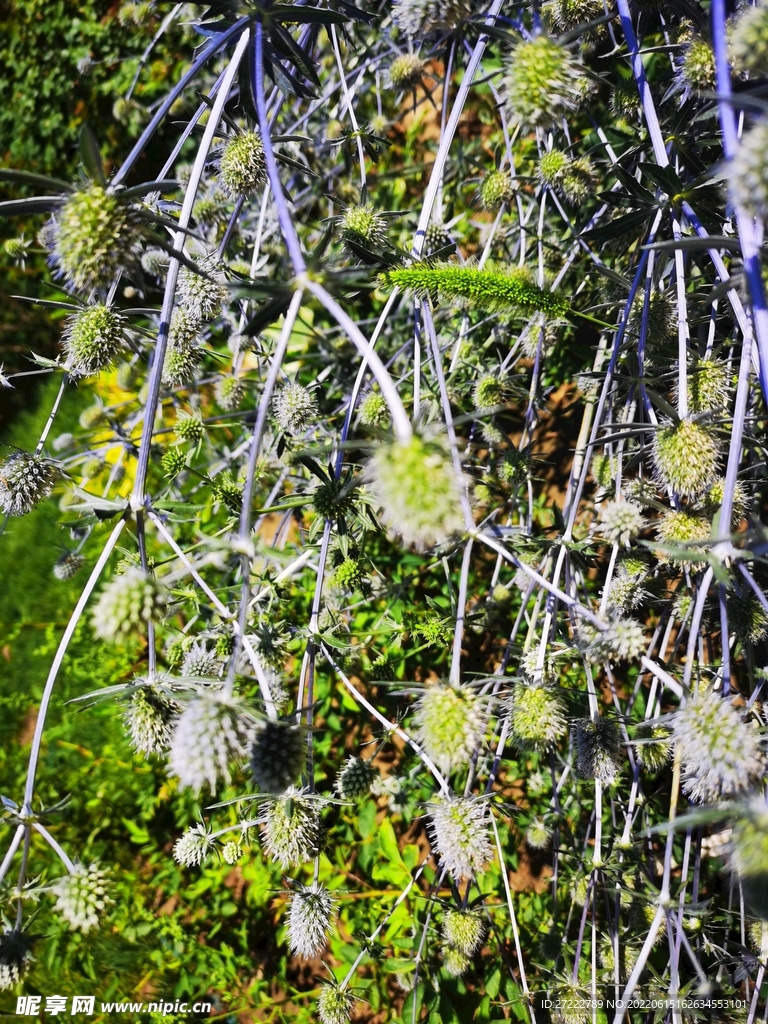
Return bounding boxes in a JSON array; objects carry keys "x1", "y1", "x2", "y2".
[
  {"x1": 388, "y1": 53, "x2": 427, "y2": 89},
  {"x1": 161, "y1": 448, "x2": 187, "y2": 479},
  {"x1": 415, "y1": 682, "x2": 485, "y2": 773},
  {"x1": 538, "y1": 149, "x2": 569, "y2": 186},
  {"x1": 673, "y1": 689, "x2": 765, "y2": 803},
  {"x1": 219, "y1": 130, "x2": 267, "y2": 197},
  {"x1": 215, "y1": 374, "x2": 245, "y2": 411},
  {"x1": 544, "y1": 0, "x2": 605, "y2": 31},
  {"x1": 4, "y1": 236, "x2": 28, "y2": 262},
  {"x1": 317, "y1": 983, "x2": 354, "y2": 1024},
  {"x1": 250, "y1": 719, "x2": 306, "y2": 793},
  {"x1": 428, "y1": 795, "x2": 493, "y2": 878},
  {"x1": 626, "y1": 289, "x2": 676, "y2": 351},
  {"x1": 686, "y1": 357, "x2": 731, "y2": 413},
  {"x1": 335, "y1": 755, "x2": 378, "y2": 799},
  {"x1": 525, "y1": 817, "x2": 553, "y2": 849},
  {"x1": 341, "y1": 204, "x2": 387, "y2": 250},
  {"x1": 652, "y1": 418, "x2": 721, "y2": 498},
  {"x1": 505, "y1": 36, "x2": 585, "y2": 128},
  {"x1": 168, "y1": 692, "x2": 252, "y2": 794},
  {"x1": 124, "y1": 677, "x2": 180, "y2": 756},
  {"x1": 162, "y1": 347, "x2": 202, "y2": 389},
  {"x1": 52, "y1": 432, "x2": 75, "y2": 452},
  {"x1": 384, "y1": 263, "x2": 568, "y2": 317},
  {"x1": 728, "y1": 592, "x2": 768, "y2": 646},
  {"x1": 180, "y1": 640, "x2": 220, "y2": 678},
  {"x1": 173, "y1": 823, "x2": 216, "y2": 867},
  {"x1": 258, "y1": 786, "x2": 323, "y2": 867},
  {"x1": 62, "y1": 303, "x2": 128, "y2": 375},
  {"x1": 177, "y1": 254, "x2": 226, "y2": 321},
  {"x1": 312, "y1": 479, "x2": 357, "y2": 520},
  {"x1": 508, "y1": 684, "x2": 567, "y2": 752},
  {"x1": 538, "y1": 151, "x2": 595, "y2": 203},
  {"x1": 367, "y1": 433, "x2": 465, "y2": 550},
  {"x1": 731, "y1": 801, "x2": 768, "y2": 920},
  {"x1": 479, "y1": 171, "x2": 514, "y2": 211},
  {"x1": 221, "y1": 840, "x2": 242, "y2": 865},
  {"x1": 442, "y1": 944, "x2": 471, "y2": 976},
  {"x1": 140, "y1": 247, "x2": 169, "y2": 276},
  {"x1": 0, "y1": 452, "x2": 56, "y2": 516},
  {"x1": 0, "y1": 928, "x2": 33, "y2": 991},
  {"x1": 473, "y1": 373, "x2": 507, "y2": 410},
  {"x1": 730, "y1": 118, "x2": 768, "y2": 220},
  {"x1": 443, "y1": 909, "x2": 485, "y2": 956},
  {"x1": 680, "y1": 38, "x2": 716, "y2": 92},
  {"x1": 656, "y1": 508, "x2": 710, "y2": 565},
  {"x1": 273, "y1": 382, "x2": 317, "y2": 434},
  {"x1": 359, "y1": 391, "x2": 389, "y2": 427},
  {"x1": 497, "y1": 448, "x2": 530, "y2": 486},
  {"x1": 391, "y1": 0, "x2": 473, "y2": 36},
  {"x1": 424, "y1": 222, "x2": 454, "y2": 254},
  {"x1": 598, "y1": 499, "x2": 645, "y2": 547},
  {"x1": 53, "y1": 553, "x2": 86, "y2": 581},
  {"x1": 588, "y1": 618, "x2": 645, "y2": 662},
  {"x1": 591, "y1": 451, "x2": 614, "y2": 489},
  {"x1": 53, "y1": 183, "x2": 135, "y2": 292},
  {"x1": 176, "y1": 411, "x2": 205, "y2": 443},
  {"x1": 730, "y1": 2, "x2": 768, "y2": 76},
  {"x1": 606, "y1": 559, "x2": 649, "y2": 614},
  {"x1": 287, "y1": 882, "x2": 336, "y2": 959},
  {"x1": 91, "y1": 568, "x2": 166, "y2": 643},
  {"x1": 169, "y1": 307, "x2": 203, "y2": 352},
  {"x1": 635, "y1": 724, "x2": 672, "y2": 773},
  {"x1": 53, "y1": 862, "x2": 112, "y2": 933},
  {"x1": 331, "y1": 556, "x2": 366, "y2": 589},
  {"x1": 574, "y1": 716, "x2": 622, "y2": 784}
]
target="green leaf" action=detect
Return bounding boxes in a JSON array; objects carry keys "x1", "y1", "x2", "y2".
[{"x1": 79, "y1": 124, "x2": 105, "y2": 185}]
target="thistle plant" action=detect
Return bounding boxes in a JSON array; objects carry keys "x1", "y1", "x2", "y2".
[
  {"x1": 287, "y1": 882, "x2": 336, "y2": 959},
  {"x1": 0, "y1": 452, "x2": 56, "y2": 516},
  {"x1": 415, "y1": 682, "x2": 485, "y2": 773},
  {"x1": 505, "y1": 35, "x2": 585, "y2": 128},
  {"x1": 218, "y1": 130, "x2": 267, "y2": 197},
  {"x1": 52, "y1": 863, "x2": 112, "y2": 933}
]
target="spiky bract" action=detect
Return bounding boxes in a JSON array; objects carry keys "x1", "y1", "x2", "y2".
[
  {"x1": 508, "y1": 684, "x2": 567, "y2": 752},
  {"x1": 215, "y1": 374, "x2": 245, "y2": 411},
  {"x1": 443, "y1": 909, "x2": 485, "y2": 956},
  {"x1": 273, "y1": 382, "x2": 317, "y2": 434},
  {"x1": 219, "y1": 130, "x2": 267, "y2": 197},
  {"x1": 415, "y1": 682, "x2": 484, "y2": 773},
  {"x1": 173, "y1": 823, "x2": 216, "y2": 867},
  {"x1": 505, "y1": 36, "x2": 585, "y2": 128},
  {"x1": 730, "y1": 118, "x2": 768, "y2": 220},
  {"x1": 656, "y1": 509, "x2": 710, "y2": 564},
  {"x1": 317, "y1": 984, "x2": 354, "y2": 1024},
  {"x1": 538, "y1": 151, "x2": 595, "y2": 203},
  {"x1": 335, "y1": 755, "x2": 377, "y2": 798},
  {"x1": 480, "y1": 171, "x2": 514, "y2": 211},
  {"x1": 53, "y1": 863, "x2": 112, "y2": 933},
  {"x1": 180, "y1": 641, "x2": 220, "y2": 678},
  {"x1": 673, "y1": 689, "x2": 764, "y2": 803},
  {"x1": 167, "y1": 693, "x2": 251, "y2": 794},
  {"x1": 574, "y1": 717, "x2": 622, "y2": 784},
  {"x1": 258, "y1": 786, "x2": 323, "y2": 867},
  {"x1": 287, "y1": 882, "x2": 336, "y2": 959},
  {"x1": 53, "y1": 184, "x2": 135, "y2": 292},
  {"x1": 124, "y1": 678, "x2": 180, "y2": 756},
  {"x1": 177, "y1": 254, "x2": 226, "y2": 320},
  {"x1": 0, "y1": 452, "x2": 56, "y2": 516},
  {"x1": 428, "y1": 795, "x2": 493, "y2": 878},
  {"x1": 599, "y1": 499, "x2": 645, "y2": 547},
  {"x1": 91, "y1": 568, "x2": 166, "y2": 643},
  {"x1": 384, "y1": 264, "x2": 568, "y2": 316},
  {"x1": 250, "y1": 719, "x2": 306, "y2": 793},
  {"x1": 443, "y1": 944, "x2": 471, "y2": 976},
  {"x1": 63, "y1": 304, "x2": 128, "y2": 375},
  {"x1": 367, "y1": 433, "x2": 464, "y2": 549},
  {"x1": 652, "y1": 419, "x2": 721, "y2": 498},
  {"x1": 391, "y1": 0, "x2": 473, "y2": 36},
  {"x1": 0, "y1": 928, "x2": 32, "y2": 991}
]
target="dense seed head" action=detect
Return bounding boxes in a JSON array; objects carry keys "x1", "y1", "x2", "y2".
[
  {"x1": 167, "y1": 693, "x2": 251, "y2": 794},
  {"x1": 728, "y1": 593, "x2": 768, "y2": 646},
  {"x1": 442, "y1": 944, "x2": 471, "y2": 976},
  {"x1": 424, "y1": 222, "x2": 454, "y2": 254},
  {"x1": 443, "y1": 909, "x2": 485, "y2": 956},
  {"x1": 173, "y1": 823, "x2": 216, "y2": 867},
  {"x1": 730, "y1": 2, "x2": 768, "y2": 76},
  {"x1": 0, "y1": 928, "x2": 32, "y2": 991},
  {"x1": 626, "y1": 290, "x2": 676, "y2": 351},
  {"x1": 124, "y1": 677, "x2": 180, "y2": 756},
  {"x1": 606, "y1": 560, "x2": 649, "y2": 614},
  {"x1": 367, "y1": 434, "x2": 465, "y2": 550},
  {"x1": 415, "y1": 682, "x2": 485, "y2": 773},
  {"x1": 598, "y1": 499, "x2": 645, "y2": 547},
  {"x1": 389, "y1": 53, "x2": 426, "y2": 90},
  {"x1": 91, "y1": 568, "x2": 166, "y2": 643},
  {"x1": 53, "y1": 184, "x2": 135, "y2": 292},
  {"x1": 287, "y1": 882, "x2": 336, "y2": 959},
  {"x1": 161, "y1": 346, "x2": 202, "y2": 389},
  {"x1": 428, "y1": 795, "x2": 493, "y2": 878},
  {"x1": 175, "y1": 411, "x2": 206, "y2": 443},
  {"x1": 508, "y1": 684, "x2": 567, "y2": 752},
  {"x1": 730, "y1": 118, "x2": 768, "y2": 220},
  {"x1": 635, "y1": 724, "x2": 673, "y2": 773},
  {"x1": 505, "y1": 36, "x2": 585, "y2": 128},
  {"x1": 588, "y1": 618, "x2": 646, "y2": 662},
  {"x1": 168, "y1": 307, "x2": 203, "y2": 353},
  {"x1": 330, "y1": 556, "x2": 366, "y2": 589},
  {"x1": 161, "y1": 448, "x2": 187, "y2": 479},
  {"x1": 0, "y1": 452, "x2": 56, "y2": 517},
  {"x1": 686, "y1": 357, "x2": 731, "y2": 413},
  {"x1": 544, "y1": 0, "x2": 605, "y2": 30},
  {"x1": 656, "y1": 509, "x2": 710, "y2": 565},
  {"x1": 180, "y1": 641, "x2": 220, "y2": 678},
  {"x1": 317, "y1": 984, "x2": 354, "y2": 1024},
  {"x1": 250, "y1": 719, "x2": 306, "y2": 793},
  {"x1": 653, "y1": 419, "x2": 721, "y2": 498},
  {"x1": 341, "y1": 204, "x2": 387, "y2": 250},
  {"x1": 673, "y1": 689, "x2": 764, "y2": 803},
  {"x1": 219, "y1": 130, "x2": 267, "y2": 197},
  {"x1": 177, "y1": 254, "x2": 226, "y2": 321},
  {"x1": 497, "y1": 448, "x2": 530, "y2": 487},
  {"x1": 258, "y1": 786, "x2": 323, "y2": 867},
  {"x1": 473, "y1": 373, "x2": 506, "y2": 410},
  {"x1": 63, "y1": 304, "x2": 128, "y2": 375},
  {"x1": 574, "y1": 717, "x2": 622, "y2": 784},
  {"x1": 480, "y1": 171, "x2": 514, "y2": 211},
  {"x1": 391, "y1": 0, "x2": 473, "y2": 36},
  {"x1": 273, "y1": 382, "x2": 317, "y2": 434},
  {"x1": 53, "y1": 863, "x2": 112, "y2": 933},
  {"x1": 221, "y1": 840, "x2": 242, "y2": 865}
]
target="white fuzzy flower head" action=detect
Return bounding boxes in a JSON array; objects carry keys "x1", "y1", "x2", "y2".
[
  {"x1": 574, "y1": 717, "x2": 622, "y2": 785},
  {"x1": 167, "y1": 693, "x2": 251, "y2": 794},
  {"x1": 287, "y1": 882, "x2": 337, "y2": 959},
  {"x1": 124, "y1": 677, "x2": 180, "y2": 756},
  {"x1": 215, "y1": 374, "x2": 245, "y2": 411},
  {"x1": 173, "y1": 823, "x2": 216, "y2": 867},
  {"x1": 367, "y1": 434, "x2": 465, "y2": 550},
  {"x1": 415, "y1": 682, "x2": 485, "y2": 774},
  {"x1": 0, "y1": 928, "x2": 33, "y2": 991},
  {"x1": 258, "y1": 786, "x2": 323, "y2": 867},
  {"x1": 62, "y1": 303, "x2": 128, "y2": 375},
  {"x1": 599, "y1": 499, "x2": 645, "y2": 547},
  {"x1": 180, "y1": 641, "x2": 220, "y2": 679},
  {"x1": 53, "y1": 863, "x2": 113, "y2": 933},
  {"x1": 428, "y1": 795, "x2": 493, "y2": 878},
  {"x1": 525, "y1": 817, "x2": 553, "y2": 849},
  {"x1": 91, "y1": 568, "x2": 167, "y2": 643},
  {"x1": 0, "y1": 452, "x2": 56, "y2": 517},
  {"x1": 177, "y1": 254, "x2": 227, "y2": 321},
  {"x1": 219, "y1": 130, "x2": 267, "y2": 197},
  {"x1": 443, "y1": 909, "x2": 485, "y2": 956},
  {"x1": 508, "y1": 684, "x2": 567, "y2": 752},
  {"x1": 335, "y1": 755, "x2": 378, "y2": 799},
  {"x1": 250, "y1": 719, "x2": 306, "y2": 793},
  {"x1": 221, "y1": 840, "x2": 242, "y2": 865},
  {"x1": 317, "y1": 983, "x2": 354, "y2": 1024},
  {"x1": 392, "y1": 0, "x2": 473, "y2": 36},
  {"x1": 673, "y1": 689, "x2": 765, "y2": 803},
  {"x1": 588, "y1": 618, "x2": 646, "y2": 663},
  {"x1": 273, "y1": 382, "x2": 317, "y2": 435}
]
